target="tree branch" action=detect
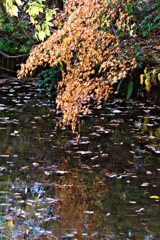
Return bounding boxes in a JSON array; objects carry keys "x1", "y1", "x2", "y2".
[
  {"x1": 0, "y1": 51, "x2": 29, "y2": 58},
  {"x1": 0, "y1": 66, "x2": 16, "y2": 73}
]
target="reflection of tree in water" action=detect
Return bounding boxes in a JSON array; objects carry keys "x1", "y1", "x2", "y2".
[{"x1": 51, "y1": 157, "x2": 109, "y2": 238}]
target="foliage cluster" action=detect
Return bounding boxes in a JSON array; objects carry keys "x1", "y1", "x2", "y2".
[
  {"x1": 140, "y1": 67, "x2": 160, "y2": 92},
  {"x1": 18, "y1": 0, "x2": 138, "y2": 131},
  {"x1": 5, "y1": 0, "x2": 57, "y2": 41},
  {"x1": 0, "y1": 12, "x2": 33, "y2": 53},
  {"x1": 138, "y1": 0, "x2": 160, "y2": 36},
  {"x1": 18, "y1": 0, "x2": 137, "y2": 130},
  {"x1": 17, "y1": 0, "x2": 160, "y2": 132}
]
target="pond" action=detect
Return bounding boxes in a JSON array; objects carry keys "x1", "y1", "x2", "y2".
[{"x1": 0, "y1": 78, "x2": 160, "y2": 239}]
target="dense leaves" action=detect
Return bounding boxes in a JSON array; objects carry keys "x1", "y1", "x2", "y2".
[{"x1": 18, "y1": 0, "x2": 138, "y2": 131}]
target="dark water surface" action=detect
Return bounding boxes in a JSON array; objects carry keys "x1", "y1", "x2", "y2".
[{"x1": 0, "y1": 79, "x2": 160, "y2": 239}]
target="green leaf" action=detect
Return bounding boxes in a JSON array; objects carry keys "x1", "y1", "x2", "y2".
[
  {"x1": 47, "y1": 22, "x2": 53, "y2": 27},
  {"x1": 12, "y1": 5, "x2": 19, "y2": 16},
  {"x1": 30, "y1": 16, "x2": 35, "y2": 24},
  {"x1": 8, "y1": 0, "x2": 13, "y2": 7},
  {"x1": 126, "y1": 80, "x2": 133, "y2": 100},
  {"x1": 117, "y1": 79, "x2": 123, "y2": 92},
  {"x1": 35, "y1": 24, "x2": 41, "y2": 31},
  {"x1": 44, "y1": 27, "x2": 50, "y2": 36},
  {"x1": 38, "y1": 30, "x2": 46, "y2": 41},
  {"x1": 15, "y1": 0, "x2": 22, "y2": 6}
]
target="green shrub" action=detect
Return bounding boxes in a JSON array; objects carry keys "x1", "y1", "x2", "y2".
[
  {"x1": 37, "y1": 64, "x2": 62, "y2": 92},
  {"x1": 0, "y1": 12, "x2": 34, "y2": 53}
]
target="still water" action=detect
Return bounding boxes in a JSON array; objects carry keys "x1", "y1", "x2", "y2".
[{"x1": 0, "y1": 79, "x2": 160, "y2": 239}]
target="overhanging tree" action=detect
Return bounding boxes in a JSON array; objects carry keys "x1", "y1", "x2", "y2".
[{"x1": 18, "y1": 0, "x2": 138, "y2": 131}]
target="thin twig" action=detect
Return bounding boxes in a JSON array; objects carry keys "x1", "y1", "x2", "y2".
[{"x1": 0, "y1": 51, "x2": 29, "y2": 58}]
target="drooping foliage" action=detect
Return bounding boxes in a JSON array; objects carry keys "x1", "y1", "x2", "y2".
[{"x1": 18, "y1": 0, "x2": 138, "y2": 131}]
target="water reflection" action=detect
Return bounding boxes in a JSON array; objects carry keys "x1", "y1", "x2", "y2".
[{"x1": 0, "y1": 79, "x2": 160, "y2": 239}]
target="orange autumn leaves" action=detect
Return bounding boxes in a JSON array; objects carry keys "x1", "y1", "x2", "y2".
[{"x1": 18, "y1": 0, "x2": 137, "y2": 131}]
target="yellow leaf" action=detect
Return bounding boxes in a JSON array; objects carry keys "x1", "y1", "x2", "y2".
[
  {"x1": 7, "y1": 220, "x2": 14, "y2": 227},
  {"x1": 144, "y1": 67, "x2": 147, "y2": 74},
  {"x1": 150, "y1": 196, "x2": 159, "y2": 199},
  {"x1": 15, "y1": 0, "x2": 22, "y2": 6},
  {"x1": 140, "y1": 74, "x2": 144, "y2": 85},
  {"x1": 151, "y1": 79, "x2": 156, "y2": 85},
  {"x1": 38, "y1": 31, "x2": 46, "y2": 41},
  {"x1": 12, "y1": 5, "x2": 19, "y2": 17},
  {"x1": 158, "y1": 73, "x2": 160, "y2": 81}
]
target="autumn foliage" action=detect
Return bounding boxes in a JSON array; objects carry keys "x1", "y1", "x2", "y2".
[{"x1": 18, "y1": 0, "x2": 137, "y2": 131}]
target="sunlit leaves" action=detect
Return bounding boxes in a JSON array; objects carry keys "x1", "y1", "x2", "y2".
[
  {"x1": 140, "y1": 67, "x2": 160, "y2": 91},
  {"x1": 5, "y1": 0, "x2": 21, "y2": 17},
  {"x1": 18, "y1": 0, "x2": 138, "y2": 131},
  {"x1": 26, "y1": 4, "x2": 44, "y2": 16},
  {"x1": 5, "y1": 0, "x2": 57, "y2": 41}
]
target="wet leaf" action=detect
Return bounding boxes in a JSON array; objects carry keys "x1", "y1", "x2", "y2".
[
  {"x1": 135, "y1": 208, "x2": 144, "y2": 213},
  {"x1": 76, "y1": 151, "x2": 92, "y2": 154},
  {"x1": 149, "y1": 196, "x2": 159, "y2": 199},
  {"x1": 32, "y1": 162, "x2": 40, "y2": 167},
  {"x1": 91, "y1": 155, "x2": 99, "y2": 160},
  {"x1": 19, "y1": 166, "x2": 29, "y2": 171},
  {"x1": 84, "y1": 211, "x2": 94, "y2": 214},
  {"x1": 56, "y1": 170, "x2": 69, "y2": 174},
  {"x1": 141, "y1": 183, "x2": 149, "y2": 186}
]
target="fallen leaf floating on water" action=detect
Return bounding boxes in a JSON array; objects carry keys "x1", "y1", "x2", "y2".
[
  {"x1": 79, "y1": 141, "x2": 90, "y2": 144},
  {"x1": 0, "y1": 167, "x2": 6, "y2": 171},
  {"x1": 136, "y1": 208, "x2": 144, "y2": 213},
  {"x1": 79, "y1": 164, "x2": 91, "y2": 169},
  {"x1": 56, "y1": 170, "x2": 69, "y2": 174},
  {"x1": 111, "y1": 109, "x2": 122, "y2": 113},
  {"x1": 129, "y1": 201, "x2": 136, "y2": 204},
  {"x1": 89, "y1": 132, "x2": 101, "y2": 137},
  {"x1": 19, "y1": 166, "x2": 29, "y2": 171},
  {"x1": 0, "y1": 203, "x2": 11, "y2": 206},
  {"x1": 45, "y1": 198, "x2": 60, "y2": 203},
  {"x1": 76, "y1": 151, "x2": 92, "y2": 154},
  {"x1": 105, "y1": 173, "x2": 117, "y2": 178},
  {"x1": 32, "y1": 162, "x2": 40, "y2": 167},
  {"x1": 149, "y1": 196, "x2": 159, "y2": 199},
  {"x1": 91, "y1": 155, "x2": 99, "y2": 160},
  {"x1": 44, "y1": 171, "x2": 52, "y2": 175},
  {"x1": 84, "y1": 211, "x2": 94, "y2": 214},
  {"x1": 5, "y1": 216, "x2": 15, "y2": 221},
  {"x1": 101, "y1": 154, "x2": 108, "y2": 157},
  {"x1": 141, "y1": 183, "x2": 149, "y2": 187},
  {"x1": 92, "y1": 164, "x2": 100, "y2": 167}
]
